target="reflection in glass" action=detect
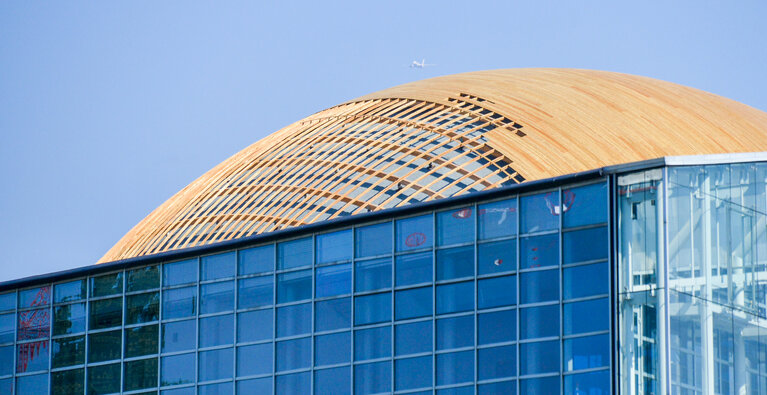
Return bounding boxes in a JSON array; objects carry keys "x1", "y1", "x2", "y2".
[
  {"x1": 88, "y1": 297, "x2": 122, "y2": 330},
  {"x1": 162, "y1": 319, "x2": 196, "y2": 353},
  {"x1": 90, "y1": 272, "x2": 123, "y2": 297},
  {"x1": 87, "y1": 363, "x2": 120, "y2": 394},
  {"x1": 478, "y1": 275, "x2": 515, "y2": 309},
  {"x1": 395, "y1": 252, "x2": 432, "y2": 286},
  {"x1": 277, "y1": 270, "x2": 311, "y2": 303},
  {"x1": 163, "y1": 259, "x2": 197, "y2": 287},
  {"x1": 16, "y1": 373, "x2": 49, "y2": 394},
  {"x1": 276, "y1": 371, "x2": 310, "y2": 393},
  {"x1": 479, "y1": 309, "x2": 515, "y2": 345},
  {"x1": 200, "y1": 281, "x2": 234, "y2": 314},
  {"x1": 355, "y1": 258, "x2": 391, "y2": 292},
  {"x1": 479, "y1": 198, "x2": 517, "y2": 240},
  {"x1": 315, "y1": 366, "x2": 351, "y2": 395},
  {"x1": 126, "y1": 265, "x2": 160, "y2": 292},
  {"x1": 238, "y1": 245, "x2": 274, "y2": 275},
  {"x1": 437, "y1": 207, "x2": 474, "y2": 246},
  {"x1": 520, "y1": 376, "x2": 559, "y2": 395},
  {"x1": 520, "y1": 234, "x2": 559, "y2": 269},
  {"x1": 396, "y1": 321, "x2": 432, "y2": 356},
  {"x1": 436, "y1": 246, "x2": 473, "y2": 280},
  {"x1": 316, "y1": 263, "x2": 351, "y2": 298},
  {"x1": 0, "y1": 313, "x2": 13, "y2": 343},
  {"x1": 237, "y1": 309, "x2": 272, "y2": 343},
  {"x1": 201, "y1": 251, "x2": 236, "y2": 281},
  {"x1": 199, "y1": 381, "x2": 232, "y2": 395},
  {"x1": 479, "y1": 345, "x2": 516, "y2": 380},
  {"x1": 564, "y1": 370, "x2": 610, "y2": 395},
  {"x1": 277, "y1": 237, "x2": 312, "y2": 270},
  {"x1": 316, "y1": 298, "x2": 350, "y2": 331},
  {"x1": 199, "y1": 314, "x2": 234, "y2": 347},
  {"x1": 356, "y1": 222, "x2": 392, "y2": 258},
  {"x1": 126, "y1": 292, "x2": 159, "y2": 324},
  {"x1": 52, "y1": 368, "x2": 84, "y2": 395},
  {"x1": 237, "y1": 343, "x2": 272, "y2": 376},
  {"x1": 564, "y1": 333, "x2": 609, "y2": 371},
  {"x1": 54, "y1": 280, "x2": 86, "y2": 303},
  {"x1": 354, "y1": 293, "x2": 391, "y2": 325},
  {"x1": 124, "y1": 358, "x2": 158, "y2": 392},
  {"x1": 436, "y1": 282, "x2": 473, "y2": 314},
  {"x1": 436, "y1": 351, "x2": 473, "y2": 386},
  {"x1": 315, "y1": 331, "x2": 350, "y2": 366},
  {"x1": 53, "y1": 302, "x2": 86, "y2": 336},
  {"x1": 521, "y1": 192, "x2": 559, "y2": 233},
  {"x1": 520, "y1": 305, "x2": 559, "y2": 339},
  {"x1": 0, "y1": 345, "x2": 12, "y2": 375},
  {"x1": 563, "y1": 226, "x2": 608, "y2": 264},
  {"x1": 161, "y1": 353, "x2": 195, "y2": 386},
  {"x1": 563, "y1": 262, "x2": 608, "y2": 299},
  {"x1": 0, "y1": 292, "x2": 15, "y2": 312},
  {"x1": 520, "y1": 269, "x2": 558, "y2": 304},
  {"x1": 237, "y1": 377, "x2": 272, "y2": 394},
  {"x1": 88, "y1": 330, "x2": 121, "y2": 363},
  {"x1": 520, "y1": 340, "x2": 559, "y2": 374},
  {"x1": 198, "y1": 348, "x2": 233, "y2": 381},
  {"x1": 395, "y1": 286, "x2": 432, "y2": 320},
  {"x1": 125, "y1": 324, "x2": 158, "y2": 358},
  {"x1": 18, "y1": 286, "x2": 50, "y2": 309},
  {"x1": 317, "y1": 229, "x2": 353, "y2": 264},
  {"x1": 564, "y1": 298, "x2": 609, "y2": 335},
  {"x1": 437, "y1": 315, "x2": 473, "y2": 350},
  {"x1": 18, "y1": 308, "x2": 50, "y2": 340},
  {"x1": 163, "y1": 287, "x2": 196, "y2": 319},
  {"x1": 355, "y1": 326, "x2": 390, "y2": 361},
  {"x1": 563, "y1": 182, "x2": 607, "y2": 228},
  {"x1": 277, "y1": 303, "x2": 311, "y2": 337},
  {"x1": 52, "y1": 336, "x2": 84, "y2": 368},
  {"x1": 355, "y1": 361, "x2": 391, "y2": 394},
  {"x1": 478, "y1": 239, "x2": 516, "y2": 275},
  {"x1": 16, "y1": 340, "x2": 48, "y2": 373},
  {"x1": 396, "y1": 215, "x2": 432, "y2": 252},
  {"x1": 276, "y1": 337, "x2": 311, "y2": 372},
  {"x1": 238, "y1": 276, "x2": 273, "y2": 309},
  {"x1": 396, "y1": 356, "x2": 432, "y2": 391}
]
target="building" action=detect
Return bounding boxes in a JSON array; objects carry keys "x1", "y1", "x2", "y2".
[{"x1": 2, "y1": 68, "x2": 767, "y2": 394}]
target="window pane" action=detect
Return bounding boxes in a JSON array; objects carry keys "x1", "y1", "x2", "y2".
[
  {"x1": 276, "y1": 337, "x2": 310, "y2": 371},
  {"x1": 0, "y1": 292, "x2": 15, "y2": 312},
  {"x1": 53, "y1": 302, "x2": 86, "y2": 336},
  {"x1": 238, "y1": 276, "x2": 273, "y2": 309},
  {"x1": 436, "y1": 246, "x2": 473, "y2": 281},
  {"x1": 479, "y1": 381, "x2": 517, "y2": 395},
  {"x1": 520, "y1": 234, "x2": 559, "y2": 269},
  {"x1": 521, "y1": 376, "x2": 560, "y2": 395},
  {"x1": 90, "y1": 272, "x2": 123, "y2": 297},
  {"x1": 479, "y1": 198, "x2": 517, "y2": 240},
  {"x1": 564, "y1": 298, "x2": 609, "y2": 335},
  {"x1": 52, "y1": 336, "x2": 84, "y2": 368},
  {"x1": 354, "y1": 293, "x2": 391, "y2": 325},
  {"x1": 52, "y1": 368, "x2": 84, "y2": 395},
  {"x1": 396, "y1": 356, "x2": 432, "y2": 391},
  {"x1": 238, "y1": 245, "x2": 274, "y2": 275},
  {"x1": 124, "y1": 358, "x2": 157, "y2": 392},
  {"x1": 89, "y1": 297, "x2": 122, "y2": 330},
  {"x1": 161, "y1": 353, "x2": 195, "y2": 386},
  {"x1": 16, "y1": 373, "x2": 48, "y2": 394},
  {"x1": 564, "y1": 370, "x2": 610, "y2": 395},
  {"x1": 521, "y1": 192, "x2": 559, "y2": 233},
  {"x1": 277, "y1": 303, "x2": 311, "y2": 337},
  {"x1": 199, "y1": 381, "x2": 232, "y2": 394},
  {"x1": 54, "y1": 280, "x2": 86, "y2": 303},
  {"x1": 478, "y1": 275, "x2": 516, "y2": 309},
  {"x1": 127, "y1": 265, "x2": 160, "y2": 292},
  {"x1": 199, "y1": 314, "x2": 233, "y2": 347},
  {"x1": 126, "y1": 292, "x2": 159, "y2": 325},
  {"x1": 0, "y1": 378, "x2": 11, "y2": 394},
  {"x1": 563, "y1": 262, "x2": 608, "y2": 300},
  {"x1": 479, "y1": 309, "x2": 516, "y2": 345},
  {"x1": 479, "y1": 345, "x2": 516, "y2": 380},
  {"x1": 16, "y1": 340, "x2": 49, "y2": 373},
  {"x1": 355, "y1": 326, "x2": 390, "y2": 361},
  {"x1": 0, "y1": 313, "x2": 13, "y2": 343},
  {"x1": 315, "y1": 331, "x2": 350, "y2": 366},
  {"x1": 563, "y1": 226, "x2": 608, "y2": 264},
  {"x1": 316, "y1": 263, "x2": 351, "y2": 298},
  {"x1": 88, "y1": 330, "x2": 121, "y2": 363},
  {"x1": 200, "y1": 281, "x2": 234, "y2": 314},
  {"x1": 395, "y1": 321, "x2": 432, "y2": 356},
  {"x1": 161, "y1": 387, "x2": 195, "y2": 395},
  {"x1": 395, "y1": 286, "x2": 432, "y2": 320},
  {"x1": 277, "y1": 270, "x2": 311, "y2": 303},
  {"x1": 237, "y1": 309, "x2": 272, "y2": 343},
  {"x1": 395, "y1": 252, "x2": 432, "y2": 286},
  {"x1": 355, "y1": 258, "x2": 391, "y2": 292},
  {"x1": 163, "y1": 259, "x2": 197, "y2": 287},
  {"x1": 201, "y1": 251, "x2": 235, "y2": 281},
  {"x1": 354, "y1": 361, "x2": 391, "y2": 394},
  {"x1": 237, "y1": 377, "x2": 271, "y2": 394},
  {"x1": 317, "y1": 229, "x2": 352, "y2": 264},
  {"x1": 88, "y1": 363, "x2": 120, "y2": 395},
  {"x1": 437, "y1": 207, "x2": 475, "y2": 246},
  {"x1": 436, "y1": 351, "x2": 473, "y2": 385},
  {"x1": 436, "y1": 282, "x2": 473, "y2": 314},
  {"x1": 276, "y1": 372, "x2": 310, "y2": 393},
  {"x1": 315, "y1": 366, "x2": 350, "y2": 395},
  {"x1": 478, "y1": 239, "x2": 516, "y2": 275},
  {"x1": 162, "y1": 286, "x2": 196, "y2": 319},
  {"x1": 277, "y1": 237, "x2": 312, "y2": 270},
  {"x1": 356, "y1": 222, "x2": 392, "y2": 258},
  {"x1": 237, "y1": 343, "x2": 272, "y2": 376},
  {"x1": 520, "y1": 305, "x2": 559, "y2": 339},
  {"x1": 564, "y1": 333, "x2": 609, "y2": 371},
  {"x1": 162, "y1": 319, "x2": 196, "y2": 353},
  {"x1": 520, "y1": 340, "x2": 559, "y2": 374},
  {"x1": 125, "y1": 324, "x2": 158, "y2": 358},
  {"x1": 198, "y1": 348, "x2": 233, "y2": 381},
  {"x1": 520, "y1": 269, "x2": 559, "y2": 304},
  {"x1": 437, "y1": 315, "x2": 473, "y2": 350},
  {"x1": 563, "y1": 182, "x2": 607, "y2": 228},
  {"x1": 316, "y1": 298, "x2": 350, "y2": 331},
  {"x1": 18, "y1": 286, "x2": 50, "y2": 308},
  {"x1": 17, "y1": 308, "x2": 50, "y2": 340},
  {"x1": 396, "y1": 215, "x2": 433, "y2": 252},
  {"x1": 0, "y1": 345, "x2": 12, "y2": 375}
]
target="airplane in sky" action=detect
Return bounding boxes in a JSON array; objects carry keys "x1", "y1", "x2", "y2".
[{"x1": 410, "y1": 59, "x2": 436, "y2": 68}]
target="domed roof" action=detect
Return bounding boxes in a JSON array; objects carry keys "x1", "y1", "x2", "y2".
[{"x1": 100, "y1": 68, "x2": 767, "y2": 263}]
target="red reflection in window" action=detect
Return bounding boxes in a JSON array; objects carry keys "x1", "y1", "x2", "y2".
[
  {"x1": 16, "y1": 340, "x2": 48, "y2": 373},
  {"x1": 17, "y1": 309, "x2": 50, "y2": 341},
  {"x1": 19, "y1": 286, "x2": 51, "y2": 309}
]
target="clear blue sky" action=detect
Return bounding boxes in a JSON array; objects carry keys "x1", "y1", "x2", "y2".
[{"x1": 1, "y1": 1, "x2": 766, "y2": 281}]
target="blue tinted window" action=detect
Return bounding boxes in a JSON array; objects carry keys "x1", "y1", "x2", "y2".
[
  {"x1": 54, "y1": 280, "x2": 86, "y2": 303},
  {"x1": 237, "y1": 377, "x2": 271, "y2": 394},
  {"x1": 396, "y1": 356, "x2": 432, "y2": 391},
  {"x1": 437, "y1": 207, "x2": 474, "y2": 246},
  {"x1": 478, "y1": 275, "x2": 516, "y2": 309},
  {"x1": 238, "y1": 276, "x2": 273, "y2": 309},
  {"x1": 127, "y1": 266, "x2": 160, "y2": 292},
  {"x1": 479, "y1": 309, "x2": 516, "y2": 345},
  {"x1": 237, "y1": 343, "x2": 272, "y2": 376},
  {"x1": 479, "y1": 344, "x2": 516, "y2": 380},
  {"x1": 53, "y1": 302, "x2": 86, "y2": 335},
  {"x1": 521, "y1": 376, "x2": 560, "y2": 395},
  {"x1": 354, "y1": 361, "x2": 391, "y2": 394},
  {"x1": 521, "y1": 192, "x2": 559, "y2": 233},
  {"x1": 436, "y1": 282, "x2": 474, "y2": 314},
  {"x1": 201, "y1": 251, "x2": 235, "y2": 281},
  {"x1": 125, "y1": 358, "x2": 157, "y2": 392},
  {"x1": 200, "y1": 281, "x2": 234, "y2": 314},
  {"x1": 520, "y1": 234, "x2": 559, "y2": 268},
  {"x1": 564, "y1": 370, "x2": 610, "y2": 395},
  {"x1": 16, "y1": 374, "x2": 48, "y2": 394},
  {"x1": 237, "y1": 309, "x2": 272, "y2": 343},
  {"x1": 356, "y1": 222, "x2": 392, "y2": 258},
  {"x1": 163, "y1": 259, "x2": 197, "y2": 287},
  {"x1": 520, "y1": 269, "x2": 559, "y2": 304},
  {"x1": 87, "y1": 364, "x2": 120, "y2": 394},
  {"x1": 52, "y1": 336, "x2": 84, "y2": 369},
  {"x1": 520, "y1": 304, "x2": 559, "y2": 339},
  {"x1": 437, "y1": 386, "x2": 473, "y2": 395},
  {"x1": 315, "y1": 297, "x2": 350, "y2": 331},
  {"x1": 395, "y1": 287, "x2": 432, "y2": 320},
  {"x1": 0, "y1": 346, "x2": 12, "y2": 375},
  {"x1": 563, "y1": 183, "x2": 607, "y2": 228},
  {"x1": 0, "y1": 314, "x2": 12, "y2": 343},
  {"x1": 315, "y1": 366, "x2": 350, "y2": 395},
  {"x1": 0, "y1": 379, "x2": 12, "y2": 394},
  {"x1": 317, "y1": 229, "x2": 352, "y2": 264},
  {"x1": 395, "y1": 321, "x2": 432, "y2": 356},
  {"x1": 90, "y1": 273, "x2": 123, "y2": 298},
  {"x1": 478, "y1": 239, "x2": 516, "y2": 275},
  {"x1": 564, "y1": 298, "x2": 609, "y2": 335},
  {"x1": 19, "y1": 286, "x2": 50, "y2": 308},
  {"x1": 276, "y1": 337, "x2": 311, "y2": 371},
  {"x1": 355, "y1": 293, "x2": 391, "y2": 325},
  {"x1": 198, "y1": 348, "x2": 233, "y2": 381},
  {"x1": 437, "y1": 315, "x2": 474, "y2": 350},
  {"x1": 162, "y1": 286, "x2": 196, "y2": 319},
  {"x1": 277, "y1": 303, "x2": 311, "y2": 337},
  {"x1": 396, "y1": 215, "x2": 433, "y2": 252},
  {"x1": 395, "y1": 252, "x2": 432, "y2": 286},
  {"x1": 520, "y1": 340, "x2": 559, "y2": 374},
  {"x1": 316, "y1": 263, "x2": 351, "y2": 298},
  {"x1": 0, "y1": 293, "x2": 15, "y2": 312},
  {"x1": 436, "y1": 246, "x2": 474, "y2": 280},
  {"x1": 277, "y1": 270, "x2": 311, "y2": 303},
  {"x1": 19, "y1": 340, "x2": 49, "y2": 371},
  {"x1": 161, "y1": 387, "x2": 195, "y2": 395},
  {"x1": 198, "y1": 382, "x2": 232, "y2": 395},
  {"x1": 276, "y1": 372, "x2": 310, "y2": 393},
  {"x1": 479, "y1": 198, "x2": 517, "y2": 240},
  {"x1": 238, "y1": 245, "x2": 274, "y2": 275},
  {"x1": 315, "y1": 332, "x2": 350, "y2": 366},
  {"x1": 277, "y1": 237, "x2": 312, "y2": 270},
  {"x1": 563, "y1": 226, "x2": 608, "y2": 264},
  {"x1": 162, "y1": 319, "x2": 196, "y2": 353},
  {"x1": 19, "y1": 307, "x2": 51, "y2": 339},
  {"x1": 479, "y1": 381, "x2": 517, "y2": 395},
  {"x1": 161, "y1": 353, "x2": 195, "y2": 386},
  {"x1": 355, "y1": 326, "x2": 391, "y2": 361},
  {"x1": 564, "y1": 333, "x2": 609, "y2": 371},
  {"x1": 199, "y1": 314, "x2": 233, "y2": 347},
  {"x1": 355, "y1": 258, "x2": 391, "y2": 292},
  {"x1": 436, "y1": 351, "x2": 473, "y2": 385},
  {"x1": 564, "y1": 262, "x2": 608, "y2": 299}
]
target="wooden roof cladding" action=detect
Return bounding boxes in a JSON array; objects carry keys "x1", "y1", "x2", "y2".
[{"x1": 99, "y1": 68, "x2": 767, "y2": 263}]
